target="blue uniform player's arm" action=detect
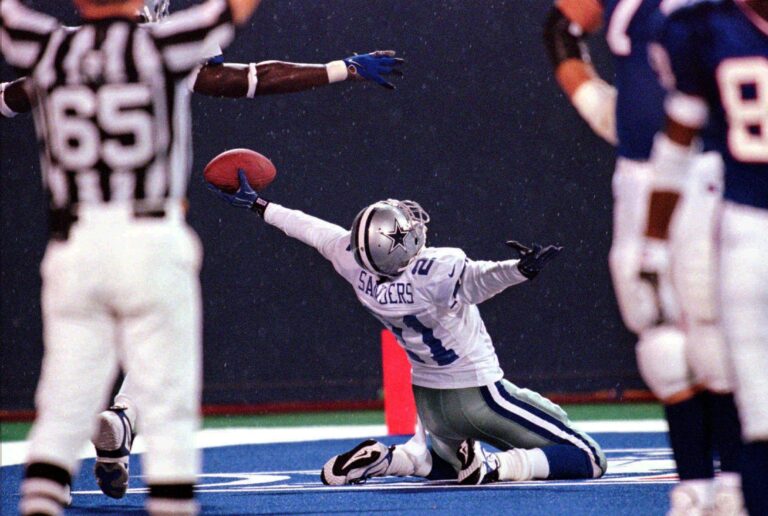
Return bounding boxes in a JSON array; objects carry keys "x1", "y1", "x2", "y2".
[
  {"x1": 543, "y1": 0, "x2": 617, "y2": 144},
  {"x1": 644, "y1": 6, "x2": 708, "y2": 252}
]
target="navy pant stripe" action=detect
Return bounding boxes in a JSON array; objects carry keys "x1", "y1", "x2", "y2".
[
  {"x1": 492, "y1": 381, "x2": 600, "y2": 464},
  {"x1": 482, "y1": 382, "x2": 600, "y2": 467}
]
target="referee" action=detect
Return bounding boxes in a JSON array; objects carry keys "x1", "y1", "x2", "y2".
[{"x1": 0, "y1": 0, "x2": 259, "y2": 514}]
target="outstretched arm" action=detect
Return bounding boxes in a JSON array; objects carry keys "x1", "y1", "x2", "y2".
[
  {"x1": 192, "y1": 50, "x2": 404, "y2": 97},
  {"x1": 457, "y1": 259, "x2": 528, "y2": 305},
  {"x1": 194, "y1": 61, "x2": 327, "y2": 97},
  {"x1": 263, "y1": 203, "x2": 348, "y2": 261},
  {"x1": 543, "y1": 0, "x2": 616, "y2": 144},
  {"x1": 457, "y1": 242, "x2": 563, "y2": 305},
  {"x1": 207, "y1": 170, "x2": 347, "y2": 260}
]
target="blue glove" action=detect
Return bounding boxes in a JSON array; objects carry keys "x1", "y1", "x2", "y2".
[
  {"x1": 343, "y1": 50, "x2": 404, "y2": 90},
  {"x1": 206, "y1": 169, "x2": 269, "y2": 215},
  {"x1": 506, "y1": 240, "x2": 563, "y2": 279}
]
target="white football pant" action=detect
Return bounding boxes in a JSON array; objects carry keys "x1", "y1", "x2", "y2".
[
  {"x1": 670, "y1": 153, "x2": 733, "y2": 394},
  {"x1": 719, "y1": 201, "x2": 768, "y2": 442},
  {"x1": 609, "y1": 158, "x2": 689, "y2": 401},
  {"x1": 27, "y1": 203, "x2": 203, "y2": 484},
  {"x1": 610, "y1": 158, "x2": 680, "y2": 334}
]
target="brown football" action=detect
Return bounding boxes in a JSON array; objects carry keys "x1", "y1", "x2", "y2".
[{"x1": 203, "y1": 148, "x2": 276, "y2": 193}]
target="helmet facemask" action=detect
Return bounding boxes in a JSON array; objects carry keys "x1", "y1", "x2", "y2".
[
  {"x1": 350, "y1": 199, "x2": 430, "y2": 279},
  {"x1": 138, "y1": 0, "x2": 170, "y2": 23}
]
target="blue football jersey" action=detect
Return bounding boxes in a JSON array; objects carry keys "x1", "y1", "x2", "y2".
[
  {"x1": 604, "y1": 0, "x2": 667, "y2": 160},
  {"x1": 660, "y1": 0, "x2": 768, "y2": 209}
]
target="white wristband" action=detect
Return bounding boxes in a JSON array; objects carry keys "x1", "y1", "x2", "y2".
[
  {"x1": 246, "y1": 62, "x2": 258, "y2": 98},
  {"x1": 326, "y1": 60, "x2": 348, "y2": 83},
  {"x1": 572, "y1": 79, "x2": 618, "y2": 145},
  {"x1": 665, "y1": 91, "x2": 708, "y2": 129}
]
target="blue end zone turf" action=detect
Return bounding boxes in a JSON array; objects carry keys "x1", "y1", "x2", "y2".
[{"x1": 1, "y1": 432, "x2": 674, "y2": 515}]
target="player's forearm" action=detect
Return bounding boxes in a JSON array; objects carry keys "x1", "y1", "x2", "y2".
[
  {"x1": 193, "y1": 63, "x2": 254, "y2": 98},
  {"x1": 544, "y1": 2, "x2": 616, "y2": 144},
  {"x1": 193, "y1": 60, "x2": 348, "y2": 98},
  {"x1": 263, "y1": 203, "x2": 347, "y2": 259},
  {"x1": 255, "y1": 61, "x2": 331, "y2": 94},
  {"x1": 0, "y1": 77, "x2": 32, "y2": 117},
  {"x1": 544, "y1": 1, "x2": 601, "y2": 94},
  {"x1": 458, "y1": 259, "x2": 528, "y2": 305}
]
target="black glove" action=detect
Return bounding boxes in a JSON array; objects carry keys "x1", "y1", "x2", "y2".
[{"x1": 506, "y1": 240, "x2": 563, "y2": 279}]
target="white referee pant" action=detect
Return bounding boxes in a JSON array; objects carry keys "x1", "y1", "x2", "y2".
[
  {"x1": 719, "y1": 201, "x2": 768, "y2": 442},
  {"x1": 27, "y1": 202, "x2": 203, "y2": 484}
]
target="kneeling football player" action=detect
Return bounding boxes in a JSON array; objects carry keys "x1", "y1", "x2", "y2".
[{"x1": 209, "y1": 171, "x2": 607, "y2": 485}]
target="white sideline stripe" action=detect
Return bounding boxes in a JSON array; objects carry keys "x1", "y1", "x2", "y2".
[
  {"x1": 0, "y1": 420, "x2": 666, "y2": 468},
  {"x1": 0, "y1": 425, "x2": 387, "y2": 467},
  {"x1": 575, "y1": 420, "x2": 667, "y2": 433}
]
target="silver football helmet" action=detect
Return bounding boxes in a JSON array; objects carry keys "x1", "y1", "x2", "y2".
[
  {"x1": 350, "y1": 199, "x2": 430, "y2": 278},
  {"x1": 139, "y1": 0, "x2": 171, "y2": 23}
]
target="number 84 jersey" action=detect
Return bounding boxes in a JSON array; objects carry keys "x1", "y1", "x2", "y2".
[{"x1": 657, "y1": 0, "x2": 768, "y2": 209}]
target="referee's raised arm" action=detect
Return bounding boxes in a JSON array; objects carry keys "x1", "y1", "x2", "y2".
[
  {"x1": 149, "y1": 0, "x2": 259, "y2": 75},
  {"x1": 70, "y1": 0, "x2": 260, "y2": 25},
  {"x1": 0, "y1": 0, "x2": 61, "y2": 75}
]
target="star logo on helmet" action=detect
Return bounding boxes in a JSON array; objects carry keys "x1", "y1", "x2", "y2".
[{"x1": 383, "y1": 220, "x2": 408, "y2": 254}]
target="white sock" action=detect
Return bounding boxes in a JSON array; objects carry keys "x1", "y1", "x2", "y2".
[
  {"x1": 386, "y1": 447, "x2": 416, "y2": 476},
  {"x1": 146, "y1": 497, "x2": 199, "y2": 516},
  {"x1": 715, "y1": 471, "x2": 741, "y2": 490},
  {"x1": 527, "y1": 449, "x2": 550, "y2": 478},
  {"x1": 386, "y1": 445, "x2": 432, "y2": 478},
  {"x1": 673, "y1": 479, "x2": 714, "y2": 509},
  {"x1": 713, "y1": 472, "x2": 744, "y2": 513},
  {"x1": 391, "y1": 420, "x2": 432, "y2": 477},
  {"x1": 496, "y1": 448, "x2": 549, "y2": 481}
]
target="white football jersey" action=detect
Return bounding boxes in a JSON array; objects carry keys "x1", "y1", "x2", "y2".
[{"x1": 265, "y1": 204, "x2": 529, "y2": 389}]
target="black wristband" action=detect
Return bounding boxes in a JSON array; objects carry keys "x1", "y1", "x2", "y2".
[
  {"x1": 543, "y1": 6, "x2": 589, "y2": 68},
  {"x1": 516, "y1": 262, "x2": 538, "y2": 280},
  {"x1": 251, "y1": 197, "x2": 270, "y2": 217}
]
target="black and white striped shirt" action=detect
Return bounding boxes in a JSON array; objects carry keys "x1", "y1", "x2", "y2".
[{"x1": 0, "y1": 0, "x2": 234, "y2": 211}]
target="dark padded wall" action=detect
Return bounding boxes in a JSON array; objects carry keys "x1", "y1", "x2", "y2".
[{"x1": 0, "y1": 0, "x2": 640, "y2": 411}]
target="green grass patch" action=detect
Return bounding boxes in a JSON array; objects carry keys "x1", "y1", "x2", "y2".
[
  {"x1": 202, "y1": 410, "x2": 385, "y2": 429},
  {"x1": 563, "y1": 403, "x2": 663, "y2": 421},
  {"x1": 1, "y1": 421, "x2": 32, "y2": 443},
  {"x1": 1, "y1": 404, "x2": 663, "y2": 443}
]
